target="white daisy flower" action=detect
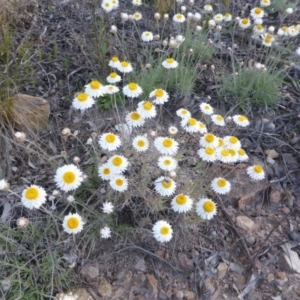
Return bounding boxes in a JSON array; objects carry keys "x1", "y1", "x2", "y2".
[
  {"x1": 173, "y1": 13, "x2": 186, "y2": 23},
  {"x1": 262, "y1": 34, "x2": 273, "y2": 47},
  {"x1": 123, "y1": 83, "x2": 143, "y2": 98},
  {"x1": 216, "y1": 148, "x2": 232, "y2": 163},
  {"x1": 197, "y1": 122, "x2": 208, "y2": 134},
  {"x1": 224, "y1": 13, "x2": 232, "y2": 22},
  {"x1": 247, "y1": 165, "x2": 265, "y2": 180},
  {"x1": 171, "y1": 194, "x2": 193, "y2": 213},
  {"x1": 168, "y1": 126, "x2": 178, "y2": 135},
  {"x1": 204, "y1": 4, "x2": 213, "y2": 12},
  {"x1": 98, "y1": 132, "x2": 121, "y2": 151},
  {"x1": 141, "y1": 31, "x2": 154, "y2": 42},
  {"x1": 132, "y1": 0, "x2": 142, "y2": 5},
  {"x1": 211, "y1": 177, "x2": 231, "y2": 195},
  {"x1": 154, "y1": 137, "x2": 179, "y2": 155},
  {"x1": 132, "y1": 135, "x2": 149, "y2": 152},
  {"x1": 214, "y1": 14, "x2": 223, "y2": 22},
  {"x1": 260, "y1": 0, "x2": 270, "y2": 6},
  {"x1": 109, "y1": 175, "x2": 128, "y2": 192},
  {"x1": 133, "y1": 12, "x2": 142, "y2": 20},
  {"x1": 0, "y1": 179, "x2": 9, "y2": 191},
  {"x1": 105, "y1": 85, "x2": 119, "y2": 94},
  {"x1": 149, "y1": 88, "x2": 169, "y2": 105},
  {"x1": 238, "y1": 149, "x2": 249, "y2": 161},
  {"x1": 287, "y1": 26, "x2": 299, "y2": 37},
  {"x1": 111, "y1": 0, "x2": 119, "y2": 9},
  {"x1": 198, "y1": 147, "x2": 217, "y2": 162},
  {"x1": 199, "y1": 102, "x2": 214, "y2": 115},
  {"x1": 117, "y1": 61, "x2": 133, "y2": 73},
  {"x1": 233, "y1": 115, "x2": 250, "y2": 127},
  {"x1": 100, "y1": 226, "x2": 111, "y2": 238},
  {"x1": 106, "y1": 72, "x2": 122, "y2": 84},
  {"x1": 103, "y1": 202, "x2": 114, "y2": 214},
  {"x1": 251, "y1": 7, "x2": 264, "y2": 19},
  {"x1": 162, "y1": 58, "x2": 178, "y2": 69},
  {"x1": 157, "y1": 156, "x2": 178, "y2": 171},
  {"x1": 181, "y1": 117, "x2": 200, "y2": 133},
  {"x1": 254, "y1": 24, "x2": 265, "y2": 34},
  {"x1": 98, "y1": 164, "x2": 114, "y2": 181},
  {"x1": 176, "y1": 108, "x2": 191, "y2": 118},
  {"x1": 239, "y1": 18, "x2": 251, "y2": 29},
  {"x1": 63, "y1": 213, "x2": 85, "y2": 234},
  {"x1": 125, "y1": 111, "x2": 145, "y2": 127},
  {"x1": 21, "y1": 185, "x2": 47, "y2": 210},
  {"x1": 200, "y1": 133, "x2": 219, "y2": 148},
  {"x1": 102, "y1": 0, "x2": 114, "y2": 12},
  {"x1": 84, "y1": 80, "x2": 106, "y2": 98},
  {"x1": 108, "y1": 56, "x2": 121, "y2": 69},
  {"x1": 72, "y1": 92, "x2": 95, "y2": 111},
  {"x1": 137, "y1": 101, "x2": 157, "y2": 118},
  {"x1": 107, "y1": 155, "x2": 129, "y2": 173},
  {"x1": 196, "y1": 198, "x2": 217, "y2": 220},
  {"x1": 223, "y1": 136, "x2": 241, "y2": 150},
  {"x1": 154, "y1": 176, "x2": 176, "y2": 196},
  {"x1": 228, "y1": 149, "x2": 239, "y2": 163},
  {"x1": 152, "y1": 220, "x2": 173, "y2": 243},
  {"x1": 211, "y1": 114, "x2": 225, "y2": 126},
  {"x1": 55, "y1": 164, "x2": 83, "y2": 192}
]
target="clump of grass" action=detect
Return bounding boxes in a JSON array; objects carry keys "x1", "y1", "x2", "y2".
[{"x1": 218, "y1": 67, "x2": 283, "y2": 112}]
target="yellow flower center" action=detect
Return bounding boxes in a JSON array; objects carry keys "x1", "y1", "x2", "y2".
[
  {"x1": 111, "y1": 56, "x2": 119, "y2": 62},
  {"x1": 137, "y1": 140, "x2": 145, "y2": 147},
  {"x1": 25, "y1": 187, "x2": 39, "y2": 200},
  {"x1": 181, "y1": 110, "x2": 188, "y2": 115},
  {"x1": 256, "y1": 25, "x2": 263, "y2": 30},
  {"x1": 90, "y1": 80, "x2": 101, "y2": 89},
  {"x1": 205, "y1": 147, "x2": 215, "y2": 155},
  {"x1": 242, "y1": 18, "x2": 249, "y2": 25},
  {"x1": 105, "y1": 134, "x2": 116, "y2": 143},
  {"x1": 206, "y1": 4, "x2": 212, "y2": 8},
  {"x1": 188, "y1": 118, "x2": 197, "y2": 126},
  {"x1": 176, "y1": 194, "x2": 187, "y2": 205},
  {"x1": 229, "y1": 136, "x2": 238, "y2": 144},
  {"x1": 203, "y1": 201, "x2": 215, "y2": 212},
  {"x1": 116, "y1": 179, "x2": 124, "y2": 186},
  {"x1": 112, "y1": 157, "x2": 123, "y2": 166},
  {"x1": 134, "y1": 13, "x2": 141, "y2": 18},
  {"x1": 143, "y1": 101, "x2": 152, "y2": 110},
  {"x1": 217, "y1": 179, "x2": 227, "y2": 187},
  {"x1": 155, "y1": 89, "x2": 164, "y2": 97},
  {"x1": 204, "y1": 105, "x2": 211, "y2": 110},
  {"x1": 67, "y1": 217, "x2": 79, "y2": 229},
  {"x1": 108, "y1": 86, "x2": 115, "y2": 91},
  {"x1": 205, "y1": 134, "x2": 215, "y2": 143},
  {"x1": 225, "y1": 13, "x2": 231, "y2": 17},
  {"x1": 131, "y1": 112, "x2": 141, "y2": 120},
  {"x1": 176, "y1": 14, "x2": 183, "y2": 19},
  {"x1": 218, "y1": 138, "x2": 224, "y2": 147},
  {"x1": 162, "y1": 180, "x2": 172, "y2": 188},
  {"x1": 122, "y1": 61, "x2": 130, "y2": 67},
  {"x1": 254, "y1": 165, "x2": 263, "y2": 173},
  {"x1": 238, "y1": 149, "x2": 246, "y2": 155},
  {"x1": 163, "y1": 138, "x2": 173, "y2": 148},
  {"x1": 110, "y1": 72, "x2": 117, "y2": 78},
  {"x1": 164, "y1": 159, "x2": 171, "y2": 165},
  {"x1": 128, "y1": 83, "x2": 138, "y2": 90},
  {"x1": 229, "y1": 149, "x2": 236, "y2": 156},
  {"x1": 160, "y1": 226, "x2": 170, "y2": 235},
  {"x1": 216, "y1": 115, "x2": 223, "y2": 121},
  {"x1": 215, "y1": 14, "x2": 222, "y2": 20},
  {"x1": 166, "y1": 58, "x2": 174, "y2": 64},
  {"x1": 282, "y1": 26, "x2": 288, "y2": 31},
  {"x1": 265, "y1": 36, "x2": 272, "y2": 43},
  {"x1": 145, "y1": 32, "x2": 151, "y2": 36},
  {"x1": 63, "y1": 171, "x2": 76, "y2": 184},
  {"x1": 103, "y1": 168, "x2": 110, "y2": 175},
  {"x1": 221, "y1": 149, "x2": 230, "y2": 157},
  {"x1": 199, "y1": 122, "x2": 206, "y2": 128},
  {"x1": 254, "y1": 7, "x2": 262, "y2": 14},
  {"x1": 77, "y1": 93, "x2": 89, "y2": 102},
  {"x1": 105, "y1": 3, "x2": 110, "y2": 7}
]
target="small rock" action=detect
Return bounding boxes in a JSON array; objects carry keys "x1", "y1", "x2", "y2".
[
  {"x1": 158, "y1": 290, "x2": 168, "y2": 300},
  {"x1": 10, "y1": 93, "x2": 50, "y2": 131},
  {"x1": 265, "y1": 149, "x2": 279, "y2": 159},
  {"x1": 270, "y1": 188, "x2": 282, "y2": 204},
  {"x1": 267, "y1": 273, "x2": 275, "y2": 282},
  {"x1": 280, "y1": 250, "x2": 300, "y2": 273},
  {"x1": 236, "y1": 216, "x2": 258, "y2": 233},
  {"x1": 155, "y1": 250, "x2": 165, "y2": 259},
  {"x1": 217, "y1": 262, "x2": 228, "y2": 279},
  {"x1": 282, "y1": 207, "x2": 290, "y2": 214},
  {"x1": 183, "y1": 291, "x2": 195, "y2": 300},
  {"x1": 266, "y1": 156, "x2": 276, "y2": 165},
  {"x1": 146, "y1": 274, "x2": 158, "y2": 297},
  {"x1": 255, "y1": 118, "x2": 275, "y2": 132},
  {"x1": 97, "y1": 277, "x2": 112, "y2": 297},
  {"x1": 134, "y1": 258, "x2": 147, "y2": 272},
  {"x1": 72, "y1": 288, "x2": 94, "y2": 300},
  {"x1": 80, "y1": 265, "x2": 99, "y2": 282},
  {"x1": 175, "y1": 291, "x2": 184, "y2": 299},
  {"x1": 245, "y1": 235, "x2": 256, "y2": 246},
  {"x1": 178, "y1": 253, "x2": 193, "y2": 269}
]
